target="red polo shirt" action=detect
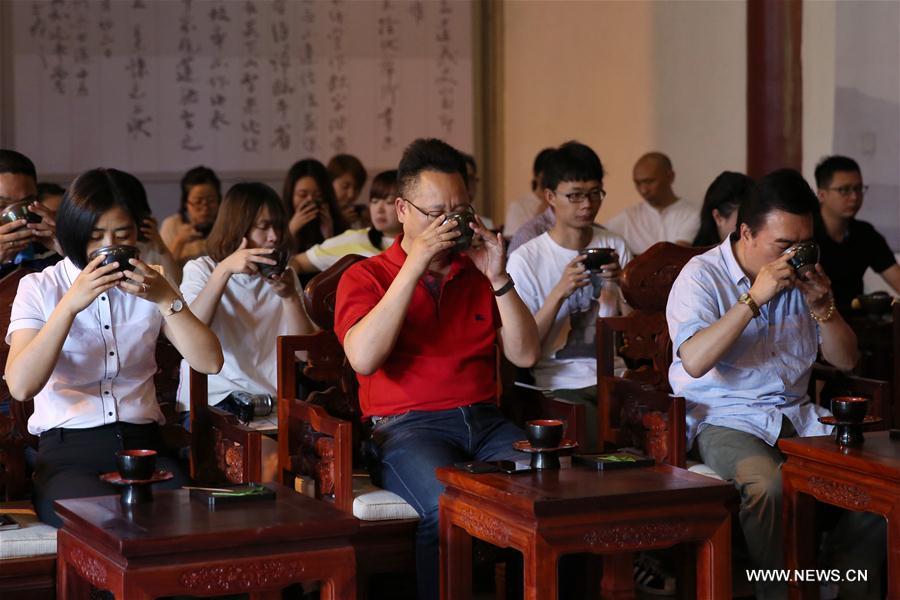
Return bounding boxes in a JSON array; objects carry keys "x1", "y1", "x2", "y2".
[{"x1": 334, "y1": 236, "x2": 499, "y2": 418}]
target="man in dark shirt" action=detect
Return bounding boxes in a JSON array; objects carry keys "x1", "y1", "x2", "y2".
[{"x1": 813, "y1": 155, "x2": 900, "y2": 313}]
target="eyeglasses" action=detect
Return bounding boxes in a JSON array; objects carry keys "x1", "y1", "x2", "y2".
[
  {"x1": 404, "y1": 198, "x2": 474, "y2": 220},
  {"x1": 827, "y1": 185, "x2": 869, "y2": 198},
  {"x1": 553, "y1": 188, "x2": 606, "y2": 204},
  {"x1": 369, "y1": 197, "x2": 398, "y2": 206},
  {"x1": 187, "y1": 196, "x2": 219, "y2": 208}
]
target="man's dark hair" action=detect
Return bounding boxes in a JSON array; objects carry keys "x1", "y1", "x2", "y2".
[
  {"x1": 533, "y1": 148, "x2": 554, "y2": 176},
  {"x1": 57, "y1": 168, "x2": 148, "y2": 268},
  {"x1": 462, "y1": 153, "x2": 477, "y2": 174},
  {"x1": 737, "y1": 168, "x2": 819, "y2": 235},
  {"x1": 531, "y1": 147, "x2": 555, "y2": 192},
  {"x1": 541, "y1": 141, "x2": 605, "y2": 192},
  {"x1": 397, "y1": 138, "x2": 467, "y2": 198},
  {"x1": 0, "y1": 150, "x2": 37, "y2": 181},
  {"x1": 37, "y1": 182, "x2": 66, "y2": 202},
  {"x1": 814, "y1": 155, "x2": 861, "y2": 189}
]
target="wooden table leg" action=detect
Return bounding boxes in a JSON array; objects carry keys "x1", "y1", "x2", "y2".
[
  {"x1": 600, "y1": 553, "x2": 635, "y2": 600},
  {"x1": 783, "y1": 468, "x2": 817, "y2": 600},
  {"x1": 322, "y1": 550, "x2": 357, "y2": 600},
  {"x1": 888, "y1": 507, "x2": 900, "y2": 600},
  {"x1": 56, "y1": 532, "x2": 91, "y2": 600},
  {"x1": 523, "y1": 541, "x2": 557, "y2": 600},
  {"x1": 441, "y1": 504, "x2": 472, "y2": 600},
  {"x1": 695, "y1": 514, "x2": 731, "y2": 599}
]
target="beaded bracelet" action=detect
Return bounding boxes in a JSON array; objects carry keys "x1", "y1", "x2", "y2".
[{"x1": 809, "y1": 298, "x2": 836, "y2": 323}]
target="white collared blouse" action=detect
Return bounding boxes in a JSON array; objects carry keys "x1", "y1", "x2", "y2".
[{"x1": 6, "y1": 258, "x2": 165, "y2": 435}]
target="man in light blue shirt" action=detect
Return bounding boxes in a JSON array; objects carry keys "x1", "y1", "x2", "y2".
[{"x1": 667, "y1": 169, "x2": 883, "y2": 599}]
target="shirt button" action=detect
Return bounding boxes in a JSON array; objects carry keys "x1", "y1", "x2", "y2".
[
  {"x1": 104, "y1": 325, "x2": 110, "y2": 330},
  {"x1": 101, "y1": 296, "x2": 107, "y2": 302},
  {"x1": 108, "y1": 411, "x2": 113, "y2": 416},
  {"x1": 104, "y1": 391, "x2": 110, "y2": 394},
  {"x1": 109, "y1": 351, "x2": 115, "y2": 356}
]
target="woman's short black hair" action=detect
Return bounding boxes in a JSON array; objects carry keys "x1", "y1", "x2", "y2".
[
  {"x1": 179, "y1": 166, "x2": 221, "y2": 221},
  {"x1": 737, "y1": 168, "x2": 819, "y2": 236},
  {"x1": 369, "y1": 170, "x2": 399, "y2": 202},
  {"x1": 693, "y1": 171, "x2": 754, "y2": 246},
  {"x1": 541, "y1": 141, "x2": 605, "y2": 192},
  {"x1": 57, "y1": 168, "x2": 147, "y2": 269}
]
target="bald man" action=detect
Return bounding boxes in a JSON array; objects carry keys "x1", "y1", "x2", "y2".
[{"x1": 606, "y1": 152, "x2": 700, "y2": 254}]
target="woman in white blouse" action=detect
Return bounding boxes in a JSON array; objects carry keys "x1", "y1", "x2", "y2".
[
  {"x1": 176, "y1": 182, "x2": 315, "y2": 480},
  {"x1": 5, "y1": 168, "x2": 223, "y2": 527}
]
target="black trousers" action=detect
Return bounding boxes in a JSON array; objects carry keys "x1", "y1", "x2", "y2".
[{"x1": 33, "y1": 422, "x2": 188, "y2": 528}]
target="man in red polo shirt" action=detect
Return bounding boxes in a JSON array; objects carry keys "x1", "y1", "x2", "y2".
[{"x1": 335, "y1": 138, "x2": 540, "y2": 600}]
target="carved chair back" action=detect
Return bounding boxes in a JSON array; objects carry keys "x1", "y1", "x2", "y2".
[
  {"x1": 596, "y1": 242, "x2": 709, "y2": 466},
  {"x1": 0, "y1": 268, "x2": 31, "y2": 499},
  {"x1": 277, "y1": 255, "x2": 364, "y2": 512},
  {"x1": 894, "y1": 301, "x2": 900, "y2": 427}
]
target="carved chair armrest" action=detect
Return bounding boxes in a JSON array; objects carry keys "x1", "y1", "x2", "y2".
[
  {"x1": 0, "y1": 415, "x2": 28, "y2": 501},
  {"x1": 281, "y1": 396, "x2": 353, "y2": 513},
  {"x1": 189, "y1": 368, "x2": 263, "y2": 484},
  {"x1": 598, "y1": 375, "x2": 686, "y2": 468},
  {"x1": 538, "y1": 396, "x2": 586, "y2": 450}
]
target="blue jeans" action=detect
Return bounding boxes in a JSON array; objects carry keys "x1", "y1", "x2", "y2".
[{"x1": 369, "y1": 403, "x2": 525, "y2": 600}]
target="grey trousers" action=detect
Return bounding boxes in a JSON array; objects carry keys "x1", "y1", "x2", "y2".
[{"x1": 696, "y1": 420, "x2": 885, "y2": 600}]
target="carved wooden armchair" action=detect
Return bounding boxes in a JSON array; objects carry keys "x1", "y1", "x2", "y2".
[
  {"x1": 276, "y1": 255, "x2": 418, "y2": 598},
  {"x1": 595, "y1": 242, "x2": 709, "y2": 468}
]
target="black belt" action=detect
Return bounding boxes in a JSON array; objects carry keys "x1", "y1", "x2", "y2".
[{"x1": 40, "y1": 421, "x2": 158, "y2": 440}]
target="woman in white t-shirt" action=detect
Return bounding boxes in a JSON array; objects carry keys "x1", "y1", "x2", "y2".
[
  {"x1": 5, "y1": 168, "x2": 223, "y2": 527},
  {"x1": 290, "y1": 170, "x2": 400, "y2": 274},
  {"x1": 177, "y1": 182, "x2": 315, "y2": 480}
]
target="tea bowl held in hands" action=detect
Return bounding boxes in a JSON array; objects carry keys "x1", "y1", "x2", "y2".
[
  {"x1": 783, "y1": 240, "x2": 819, "y2": 277},
  {"x1": 580, "y1": 247, "x2": 615, "y2": 271},
  {"x1": 258, "y1": 249, "x2": 289, "y2": 279},
  {"x1": 0, "y1": 201, "x2": 40, "y2": 225},
  {"x1": 88, "y1": 244, "x2": 141, "y2": 274},
  {"x1": 441, "y1": 210, "x2": 476, "y2": 252}
]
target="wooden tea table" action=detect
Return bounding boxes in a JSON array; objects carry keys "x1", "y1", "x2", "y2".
[
  {"x1": 54, "y1": 483, "x2": 357, "y2": 599},
  {"x1": 437, "y1": 464, "x2": 737, "y2": 600},
  {"x1": 780, "y1": 431, "x2": 900, "y2": 599}
]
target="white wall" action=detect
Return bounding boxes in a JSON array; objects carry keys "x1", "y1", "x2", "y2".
[
  {"x1": 802, "y1": 0, "x2": 900, "y2": 293},
  {"x1": 501, "y1": 0, "x2": 747, "y2": 224}
]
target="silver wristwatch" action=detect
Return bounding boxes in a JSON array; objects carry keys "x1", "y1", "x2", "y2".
[{"x1": 163, "y1": 297, "x2": 184, "y2": 317}]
